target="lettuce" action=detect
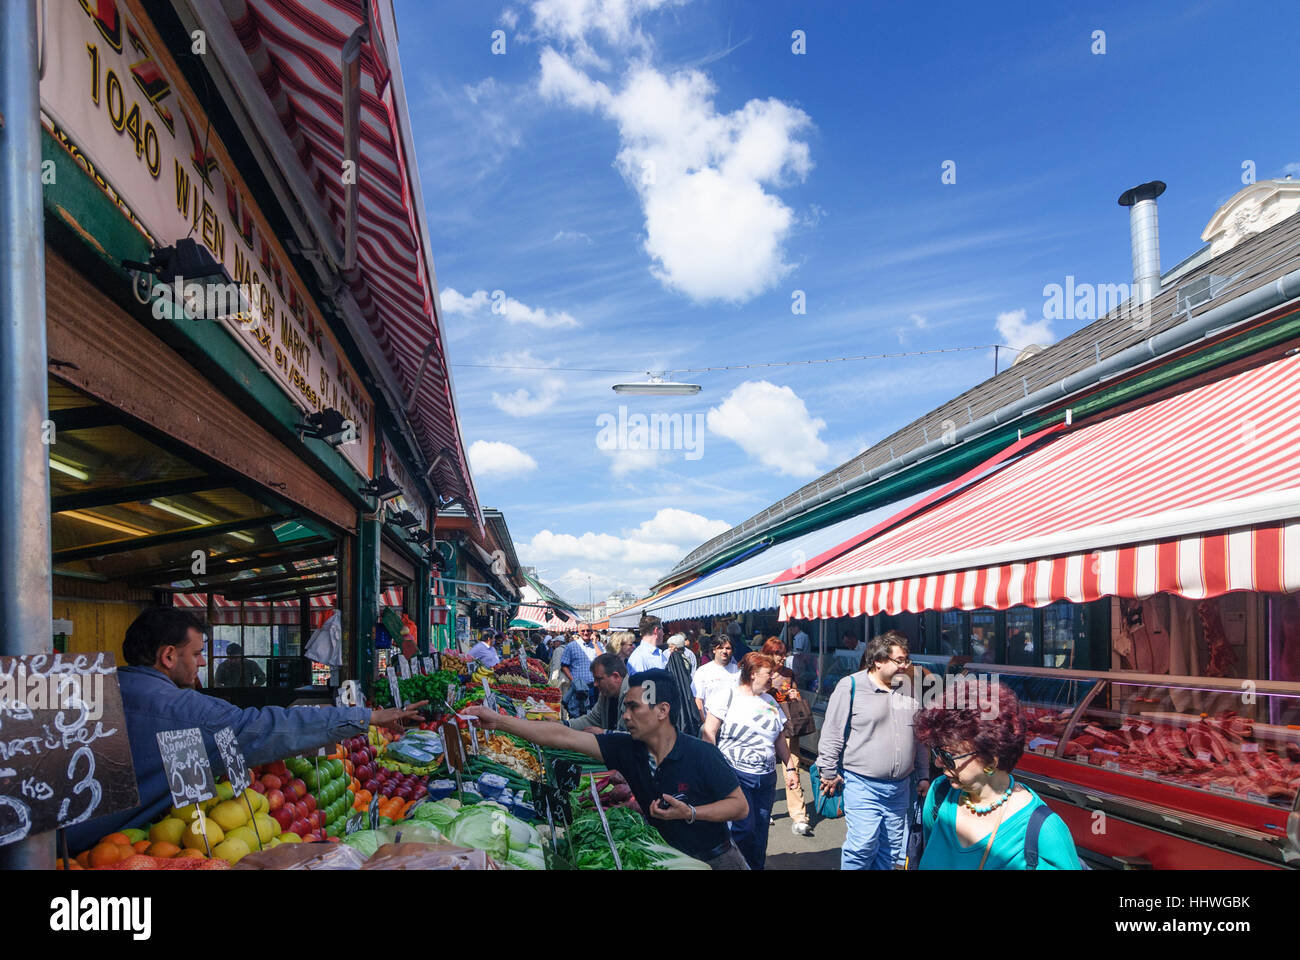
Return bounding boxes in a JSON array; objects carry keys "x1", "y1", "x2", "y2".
[
  {"x1": 445, "y1": 806, "x2": 510, "y2": 860},
  {"x1": 506, "y1": 845, "x2": 547, "y2": 870},
  {"x1": 410, "y1": 799, "x2": 459, "y2": 831}
]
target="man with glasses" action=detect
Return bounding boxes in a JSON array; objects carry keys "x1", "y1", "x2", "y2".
[
  {"x1": 566, "y1": 652, "x2": 630, "y2": 733},
  {"x1": 814, "y1": 630, "x2": 927, "y2": 870},
  {"x1": 560, "y1": 622, "x2": 602, "y2": 717}
]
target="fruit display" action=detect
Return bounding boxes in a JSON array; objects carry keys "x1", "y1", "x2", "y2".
[
  {"x1": 493, "y1": 659, "x2": 548, "y2": 685},
  {"x1": 284, "y1": 751, "x2": 355, "y2": 841}
]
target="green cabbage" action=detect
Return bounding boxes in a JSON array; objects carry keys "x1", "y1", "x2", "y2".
[
  {"x1": 444, "y1": 806, "x2": 510, "y2": 860},
  {"x1": 506, "y1": 844, "x2": 547, "y2": 870},
  {"x1": 410, "y1": 799, "x2": 460, "y2": 831},
  {"x1": 341, "y1": 829, "x2": 387, "y2": 859}
]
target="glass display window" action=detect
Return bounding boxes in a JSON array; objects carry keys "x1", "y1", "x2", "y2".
[
  {"x1": 1006, "y1": 606, "x2": 1036, "y2": 666},
  {"x1": 1063, "y1": 677, "x2": 1300, "y2": 809}
]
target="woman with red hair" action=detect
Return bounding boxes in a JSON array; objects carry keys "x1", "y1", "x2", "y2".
[{"x1": 914, "y1": 678, "x2": 1080, "y2": 869}]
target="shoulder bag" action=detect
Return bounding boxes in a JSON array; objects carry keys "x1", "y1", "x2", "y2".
[{"x1": 808, "y1": 677, "x2": 855, "y2": 819}]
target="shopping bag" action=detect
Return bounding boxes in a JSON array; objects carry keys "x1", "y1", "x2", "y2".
[{"x1": 807, "y1": 677, "x2": 855, "y2": 820}]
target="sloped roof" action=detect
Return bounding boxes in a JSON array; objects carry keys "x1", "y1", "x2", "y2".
[{"x1": 669, "y1": 202, "x2": 1300, "y2": 578}]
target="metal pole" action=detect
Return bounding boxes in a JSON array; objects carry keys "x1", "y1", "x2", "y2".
[{"x1": 0, "y1": 0, "x2": 53, "y2": 870}]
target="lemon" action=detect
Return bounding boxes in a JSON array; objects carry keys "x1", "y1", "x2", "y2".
[
  {"x1": 245, "y1": 790, "x2": 268, "y2": 815},
  {"x1": 148, "y1": 818, "x2": 185, "y2": 846},
  {"x1": 212, "y1": 837, "x2": 252, "y2": 864},
  {"x1": 279, "y1": 831, "x2": 302, "y2": 844},
  {"x1": 253, "y1": 813, "x2": 279, "y2": 841},
  {"x1": 215, "y1": 781, "x2": 236, "y2": 801},
  {"x1": 170, "y1": 802, "x2": 200, "y2": 821},
  {"x1": 181, "y1": 815, "x2": 223, "y2": 850},
  {"x1": 210, "y1": 799, "x2": 251, "y2": 832}
]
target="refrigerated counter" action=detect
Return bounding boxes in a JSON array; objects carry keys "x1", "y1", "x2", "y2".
[{"x1": 910, "y1": 657, "x2": 1300, "y2": 869}]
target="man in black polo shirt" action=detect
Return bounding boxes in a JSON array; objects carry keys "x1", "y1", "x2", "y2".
[{"x1": 465, "y1": 668, "x2": 749, "y2": 868}]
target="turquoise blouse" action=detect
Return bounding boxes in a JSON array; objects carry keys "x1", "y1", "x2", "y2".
[{"x1": 919, "y1": 779, "x2": 1081, "y2": 870}]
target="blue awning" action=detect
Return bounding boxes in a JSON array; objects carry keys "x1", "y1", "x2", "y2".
[{"x1": 648, "y1": 484, "x2": 945, "y2": 622}]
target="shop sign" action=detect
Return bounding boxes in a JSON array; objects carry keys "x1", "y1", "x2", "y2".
[
  {"x1": 41, "y1": 0, "x2": 375, "y2": 478},
  {"x1": 0, "y1": 654, "x2": 138, "y2": 846},
  {"x1": 381, "y1": 433, "x2": 429, "y2": 531}
]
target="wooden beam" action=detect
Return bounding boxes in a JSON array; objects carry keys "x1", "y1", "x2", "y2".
[
  {"x1": 54, "y1": 516, "x2": 292, "y2": 563},
  {"x1": 53, "y1": 476, "x2": 228, "y2": 513},
  {"x1": 120, "y1": 538, "x2": 335, "y2": 586}
]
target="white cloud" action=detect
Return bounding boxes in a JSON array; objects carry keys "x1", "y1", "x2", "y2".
[
  {"x1": 552, "y1": 230, "x2": 593, "y2": 244},
  {"x1": 706, "y1": 380, "x2": 828, "y2": 477},
  {"x1": 440, "y1": 287, "x2": 579, "y2": 328},
  {"x1": 895, "y1": 312, "x2": 929, "y2": 344},
  {"x1": 467, "y1": 440, "x2": 538, "y2": 478},
  {"x1": 486, "y1": 350, "x2": 566, "y2": 417},
  {"x1": 605, "y1": 446, "x2": 664, "y2": 476},
  {"x1": 530, "y1": 0, "x2": 685, "y2": 67},
  {"x1": 520, "y1": 507, "x2": 729, "y2": 594},
  {"x1": 1281, "y1": 162, "x2": 1300, "y2": 178},
  {"x1": 537, "y1": 51, "x2": 813, "y2": 303},
  {"x1": 995, "y1": 308, "x2": 1054, "y2": 350}
]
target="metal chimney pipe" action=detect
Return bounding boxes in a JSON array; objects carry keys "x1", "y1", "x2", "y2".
[{"x1": 1118, "y1": 180, "x2": 1166, "y2": 306}]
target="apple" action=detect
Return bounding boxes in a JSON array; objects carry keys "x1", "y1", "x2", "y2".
[
  {"x1": 355, "y1": 764, "x2": 372, "y2": 782},
  {"x1": 309, "y1": 810, "x2": 325, "y2": 830},
  {"x1": 272, "y1": 806, "x2": 295, "y2": 831},
  {"x1": 289, "y1": 817, "x2": 310, "y2": 836},
  {"x1": 394, "y1": 785, "x2": 413, "y2": 800},
  {"x1": 286, "y1": 778, "x2": 307, "y2": 800},
  {"x1": 293, "y1": 800, "x2": 310, "y2": 820},
  {"x1": 267, "y1": 788, "x2": 285, "y2": 812},
  {"x1": 261, "y1": 774, "x2": 283, "y2": 792},
  {"x1": 268, "y1": 760, "x2": 288, "y2": 778}
]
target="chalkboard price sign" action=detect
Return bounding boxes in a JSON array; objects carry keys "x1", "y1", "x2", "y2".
[
  {"x1": 213, "y1": 727, "x2": 249, "y2": 796},
  {"x1": 386, "y1": 666, "x2": 403, "y2": 709},
  {"x1": 155, "y1": 727, "x2": 216, "y2": 808},
  {"x1": 395, "y1": 655, "x2": 411, "y2": 679},
  {"x1": 0, "y1": 654, "x2": 139, "y2": 847}
]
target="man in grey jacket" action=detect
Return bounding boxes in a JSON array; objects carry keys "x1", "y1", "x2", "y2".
[
  {"x1": 815, "y1": 630, "x2": 927, "y2": 870},
  {"x1": 567, "y1": 653, "x2": 630, "y2": 733}
]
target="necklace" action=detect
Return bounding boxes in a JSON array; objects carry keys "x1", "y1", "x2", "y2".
[{"x1": 962, "y1": 775, "x2": 1015, "y2": 814}]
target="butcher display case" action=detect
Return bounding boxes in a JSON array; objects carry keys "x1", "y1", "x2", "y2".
[{"x1": 912, "y1": 657, "x2": 1300, "y2": 869}]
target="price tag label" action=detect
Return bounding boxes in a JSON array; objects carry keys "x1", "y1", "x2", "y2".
[
  {"x1": 0, "y1": 654, "x2": 139, "y2": 847},
  {"x1": 1120, "y1": 722, "x2": 1134, "y2": 731},
  {"x1": 1246, "y1": 791, "x2": 1269, "y2": 804},
  {"x1": 368, "y1": 792, "x2": 380, "y2": 830},
  {"x1": 1075, "y1": 753, "x2": 1090, "y2": 765},
  {"x1": 1196, "y1": 751, "x2": 1213, "y2": 763},
  {"x1": 1085, "y1": 724, "x2": 1109, "y2": 739},
  {"x1": 482, "y1": 677, "x2": 499, "y2": 712},
  {"x1": 213, "y1": 727, "x2": 249, "y2": 796},
  {"x1": 1103, "y1": 761, "x2": 1121, "y2": 772},
  {"x1": 1241, "y1": 743, "x2": 1259, "y2": 753},
  {"x1": 411, "y1": 657, "x2": 424, "y2": 676},
  {"x1": 1208, "y1": 783, "x2": 1234, "y2": 797},
  {"x1": 422, "y1": 656, "x2": 436, "y2": 675},
  {"x1": 156, "y1": 727, "x2": 216, "y2": 808},
  {"x1": 396, "y1": 655, "x2": 411, "y2": 679},
  {"x1": 519, "y1": 646, "x2": 529, "y2": 674},
  {"x1": 432, "y1": 651, "x2": 441, "y2": 672},
  {"x1": 387, "y1": 666, "x2": 403, "y2": 709},
  {"x1": 1138, "y1": 724, "x2": 1153, "y2": 734},
  {"x1": 449, "y1": 683, "x2": 461, "y2": 707},
  {"x1": 1141, "y1": 769, "x2": 1159, "y2": 780},
  {"x1": 465, "y1": 719, "x2": 480, "y2": 756}
]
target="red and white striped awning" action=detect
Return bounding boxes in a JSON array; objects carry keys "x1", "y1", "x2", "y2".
[
  {"x1": 514, "y1": 604, "x2": 581, "y2": 632},
  {"x1": 780, "y1": 354, "x2": 1300, "y2": 619},
  {"x1": 218, "y1": 0, "x2": 479, "y2": 526},
  {"x1": 175, "y1": 587, "x2": 403, "y2": 625}
]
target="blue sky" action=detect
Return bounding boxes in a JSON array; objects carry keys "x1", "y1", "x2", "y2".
[{"x1": 393, "y1": 0, "x2": 1299, "y2": 604}]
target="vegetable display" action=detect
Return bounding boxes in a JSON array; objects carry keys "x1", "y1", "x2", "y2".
[{"x1": 566, "y1": 807, "x2": 708, "y2": 870}]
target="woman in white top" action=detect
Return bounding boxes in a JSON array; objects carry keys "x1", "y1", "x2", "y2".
[
  {"x1": 700, "y1": 653, "x2": 798, "y2": 869},
  {"x1": 691, "y1": 636, "x2": 740, "y2": 721}
]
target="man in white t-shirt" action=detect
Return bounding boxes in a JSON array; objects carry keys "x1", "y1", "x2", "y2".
[{"x1": 691, "y1": 635, "x2": 741, "y2": 721}]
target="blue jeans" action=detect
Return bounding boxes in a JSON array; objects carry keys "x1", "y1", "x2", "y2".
[
  {"x1": 729, "y1": 770, "x2": 776, "y2": 870},
  {"x1": 842, "y1": 770, "x2": 909, "y2": 870}
]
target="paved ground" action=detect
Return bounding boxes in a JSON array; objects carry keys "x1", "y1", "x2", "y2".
[{"x1": 765, "y1": 770, "x2": 845, "y2": 870}]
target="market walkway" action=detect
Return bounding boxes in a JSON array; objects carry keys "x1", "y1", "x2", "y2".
[{"x1": 766, "y1": 779, "x2": 846, "y2": 870}]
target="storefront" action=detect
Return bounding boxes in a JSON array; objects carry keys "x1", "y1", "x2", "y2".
[
  {"x1": 777, "y1": 345, "x2": 1300, "y2": 868},
  {"x1": 36, "y1": 0, "x2": 472, "y2": 702}
]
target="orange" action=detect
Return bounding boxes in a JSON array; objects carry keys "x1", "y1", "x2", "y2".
[
  {"x1": 102, "y1": 832, "x2": 132, "y2": 845},
  {"x1": 132, "y1": 839, "x2": 151, "y2": 853},
  {"x1": 88, "y1": 842, "x2": 122, "y2": 867},
  {"x1": 117, "y1": 843, "x2": 136, "y2": 861},
  {"x1": 75, "y1": 850, "x2": 91, "y2": 869},
  {"x1": 177, "y1": 848, "x2": 206, "y2": 859},
  {"x1": 146, "y1": 841, "x2": 181, "y2": 859}
]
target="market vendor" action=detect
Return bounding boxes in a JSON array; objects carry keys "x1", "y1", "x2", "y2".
[
  {"x1": 468, "y1": 628, "x2": 502, "y2": 667},
  {"x1": 466, "y1": 667, "x2": 750, "y2": 869},
  {"x1": 68, "y1": 608, "x2": 425, "y2": 851}
]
